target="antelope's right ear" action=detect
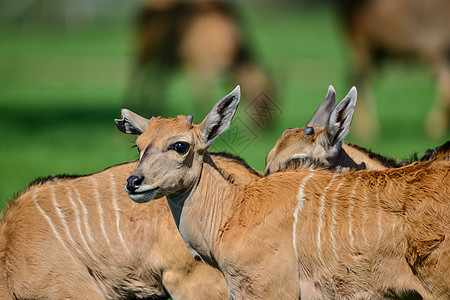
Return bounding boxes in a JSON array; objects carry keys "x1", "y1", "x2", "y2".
[
  {"x1": 115, "y1": 109, "x2": 149, "y2": 135},
  {"x1": 198, "y1": 86, "x2": 241, "y2": 149},
  {"x1": 307, "y1": 85, "x2": 336, "y2": 127},
  {"x1": 326, "y1": 86, "x2": 357, "y2": 147}
]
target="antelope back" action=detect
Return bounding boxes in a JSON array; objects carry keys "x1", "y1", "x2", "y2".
[
  {"x1": 210, "y1": 152, "x2": 262, "y2": 183},
  {"x1": 420, "y1": 141, "x2": 450, "y2": 162}
]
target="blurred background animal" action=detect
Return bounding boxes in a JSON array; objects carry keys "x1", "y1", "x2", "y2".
[
  {"x1": 338, "y1": 0, "x2": 450, "y2": 140},
  {"x1": 127, "y1": 0, "x2": 274, "y2": 129}
]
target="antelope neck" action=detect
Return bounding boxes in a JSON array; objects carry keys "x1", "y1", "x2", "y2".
[{"x1": 166, "y1": 152, "x2": 241, "y2": 268}]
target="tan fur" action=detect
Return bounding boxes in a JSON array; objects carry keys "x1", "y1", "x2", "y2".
[
  {"x1": 0, "y1": 229, "x2": 7, "y2": 299},
  {"x1": 342, "y1": 0, "x2": 450, "y2": 138},
  {"x1": 341, "y1": 142, "x2": 390, "y2": 169},
  {"x1": 0, "y1": 153, "x2": 260, "y2": 299},
  {"x1": 126, "y1": 112, "x2": 449, "y2": 299}
]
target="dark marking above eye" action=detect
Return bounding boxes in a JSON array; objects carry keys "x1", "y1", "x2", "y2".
[{"x1": 303, "y1": 127, "x2": 315, "y2": 136}]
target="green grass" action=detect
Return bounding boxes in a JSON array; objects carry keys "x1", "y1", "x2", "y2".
[{"x1": 1, "y1": 5, "x2": 449, "y2": 211}]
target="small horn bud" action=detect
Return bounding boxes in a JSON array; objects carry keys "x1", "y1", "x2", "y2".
[
  {"x1": 187, "y1": 114, "x2": 194, "y2": 122},
  {"x1": 303, "y1": 127, "x2": 315, "y2": 136}
]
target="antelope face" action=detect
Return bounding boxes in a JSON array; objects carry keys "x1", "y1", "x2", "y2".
[
  {"x1": 116, "y1": 86, "x2": 241, "y2": 203},
  {"x1": 127, "y1": 116, "x2": 204, "y2": 203},
  {"x1": 265, "y1": 126, "x2": 335, "y2": 175},
  {"x1": 265, "y1": 86, "x2": 357, "y2": 175}
]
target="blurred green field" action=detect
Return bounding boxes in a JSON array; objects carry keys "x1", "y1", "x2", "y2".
[{"x1": 0, "y1": 5, "x2": 448, "y2": 211}]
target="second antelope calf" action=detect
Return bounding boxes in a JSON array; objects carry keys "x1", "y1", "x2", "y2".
[
  {"x1": 266, "y1": 86, "x2": 408, "y2": 175},
  {"x1": 121, "y1": 86, "x2": 449, "y2": 299},
  {"x1": 266, "y1": 86, "x2": 449, "y2": 175}
]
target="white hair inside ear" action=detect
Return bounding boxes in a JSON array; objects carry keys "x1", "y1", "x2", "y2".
[
  {"x1": 115, "y1": 109, "x2": 149, "y2": 135},
  {"x1": 199, "y1": 86, "x2": 241, "y2": 149},
  {"x1": 327, "y1": 86, "x2": 357, "y2": 147}
]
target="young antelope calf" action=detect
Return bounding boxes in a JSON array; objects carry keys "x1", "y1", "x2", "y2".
[
  {"x1": 0, "y1": 147, "x2": 260, "y2": 299},
  {"x1": 121, "y1": 87, "x2": 449, "y2": 299},
  {"x1": 266, "y1": 86, "x2": 408, "y2": 175}
]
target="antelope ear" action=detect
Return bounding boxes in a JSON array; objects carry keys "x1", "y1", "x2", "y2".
[
  {"x1": 307, "y1": 85, "x2": 336, "y2": 127},
  {"x1": 326, "y1": 86, "x2": 357, "y2": 147},
  {"x1": 198, "y1": 86, "x2": 241, "y2": 149},
  {"x1": 115, "y1": 109, "x2": 149, "y2": 135}
]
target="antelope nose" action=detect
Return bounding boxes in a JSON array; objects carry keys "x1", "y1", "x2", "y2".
[{"x1": 126, "y1": 175, "x2": 143, "y2": 193}]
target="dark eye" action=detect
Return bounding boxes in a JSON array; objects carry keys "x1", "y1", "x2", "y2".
[
  {"x1": 303, "y1": 127, "x2": 315, "y2": 136},
  {"x1": 172, "y1": 141, "x2": 190, "y2": 154}
]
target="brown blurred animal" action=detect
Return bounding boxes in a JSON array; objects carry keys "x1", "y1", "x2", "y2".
[
  {"x1": 339, "y1": 0, "x2": 450, "y2": 139},
  {"x1": 119, "y1": 87, "x2": 450, "y2": 299},
  {"x1": 0, "y1": 149, "x2": 261, "y2": 299},
  {"x1": 128, "y1": 0, "x2": 273, "y2": 129}
]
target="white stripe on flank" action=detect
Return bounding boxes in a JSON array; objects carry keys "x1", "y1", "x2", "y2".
[
  {"x1": 32, "y1": 186, "x2": 70, "y2": 253},
  {"x1": 391, "y1": 220, "x2": 397, "y2": 248},
  {"x1": 348, "y1": 175, "x2": 360, "y2": 252},
  {"x1": 110, "y1": 173, "x2": 130, "y2": 255},
  {"x1": 72, "y1": 186, "x2": 96, "y2": 245},
  {"x1": 50, "y1": 184, "x2": 89, "y2": 259},
  {"x1": 331, "y1": 179, "x2": 344, "y2": 261},
  {"x1": 50, "y1": 185, "x2": 77, "y2": 245},
  {"x1": 317, "y1": 174, "x2": 337, "y2": 264},
  {"x1": 360, "y1": 188, "x2": 370, "y2": 248},
  {"x1": 91, "y1": 177, "x2": 112, "y2": 248},
  {"x1": 293, "y1": 171, "x2": 315, "y2": 263},
  {"x1": 62, "y1": 184, "x2": 96, "y2": 258}
]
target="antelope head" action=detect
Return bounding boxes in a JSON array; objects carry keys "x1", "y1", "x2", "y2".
[
  {"x1": 115, "y1": 86, "x2": 241, "y2": 203},
  {"x1": 265, "y1": 86, "x2": 357, "y2": 174}
]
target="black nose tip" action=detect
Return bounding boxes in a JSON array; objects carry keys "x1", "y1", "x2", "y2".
[{"x1": 126, "y1": 175, "x2": 143, "y2": 193}]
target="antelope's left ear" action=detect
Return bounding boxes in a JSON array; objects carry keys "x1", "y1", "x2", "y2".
[
  {"x1": 198, "y1": 86, "x2": 241, "y2": 149},
  {"x1": 326, "y1": 86, "x2": 357, "y2": 147},
  {"x1": 307, "y1": 85, "x2": 336, "y2": 127},
  {"x1": 115, "y1": 109, "x2": 149, "y2": 135}
]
